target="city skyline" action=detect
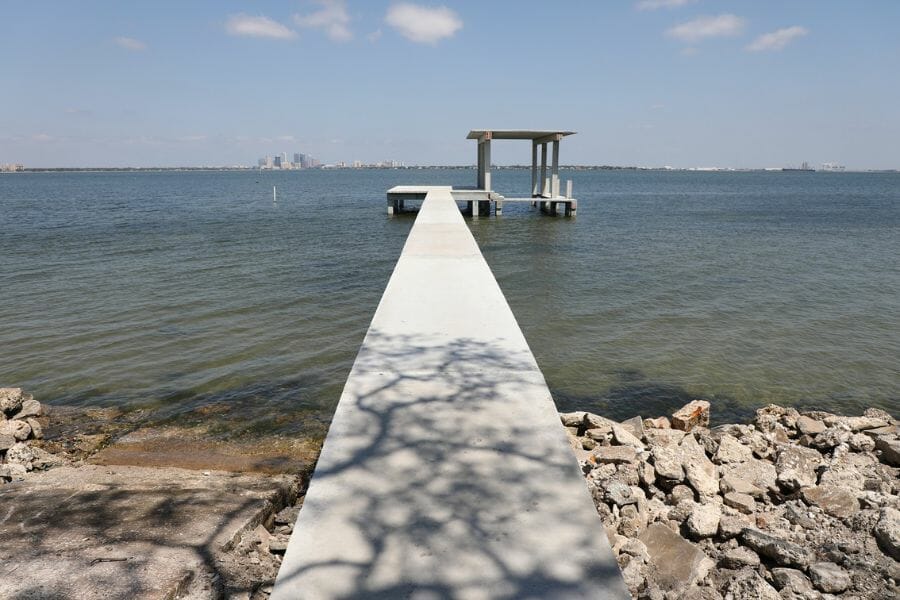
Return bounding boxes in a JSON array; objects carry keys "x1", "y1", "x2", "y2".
[{"x1": 2, "y1": 1, "x2": 899, "y2": 169}]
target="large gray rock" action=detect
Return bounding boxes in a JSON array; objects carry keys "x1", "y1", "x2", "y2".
[
  {"x1": 719, "y1": 546, "x2": 760, "y2": 569},
  {"x1": 0, "y1": 419, "x2": 32, "y2": 441},
  {"x1": 775, "y1": 445, "x2": 822, "y2": 491},
  {"x1": 639, "y1": 523, "x2": 714, "y2": 591},
  {"x1": 5, "y1": 442, "x2": 35, "y2": 470},
  {"x1": 796, "y1": 415, "x2": 826, "y2": 436},
  {"x1": 719, "y1": 457, "x2": 778, "y2": 493},
  {"x1": 722, "y1": 569, "x2": 780, "y2": 600},
  {"x1": 11, "y1": 398, "x2": 42, "y2": 420},
  {"x1": 671, "y1": 400, "x2": 710, "y2": 432},
  {"x1": 618, "y1": 416, "x2": 645, "y2": 441},
  {"x1": 723, "y1": 492, "x2": 755, "y2": 514},
  {"x1": 770, "y1": 568, "x2": 815, "y2": 595},
  {"x1": 606, "y1": 481, "x2": 640, "y2": 507},
  {"x1": 681, "y1": 434, "x2": 719, "y2": 497},
  {"x1": 823, "y1": 414, "x2": 889, "y2": 431},
  {"x1": 0, "y1": 432, "x2": 16, "y2": 451},
  {"x1": 593, "y1": 445, "x2": 637, "y2": 465},
  {"x1": 719, "y1": 475, "x2": 765, "y2": 498},
  {"x1": 808, "y1": 561, "x2": 852, "y2": 593},
  {"x1": 649, "y1": 432, "x2": 687, "y2": 481},
  {"x1": 0, "y1": 387, "x2": 27, "y2": 415},
  {"x1": 611, "y1": 423, "x2": 644, "y2": 450},
  {"x1": 874, "y1": 506, "x2": 900, "y2": 560},
  {"x1": 686, "y1": 503, "x2": 721, "y2": 539},
  {"x1": 801, "y1": 485, "x2": 859, "y2": 519},
  {"x1": 875, "y1": 436, "x2": 900, "y2": 467},
  {"x1": 712, "y1": 435, "x2": 754, "y2": 464},
  {"x1": 740, "y1": 528, "x2": 810, "y2": 568}
]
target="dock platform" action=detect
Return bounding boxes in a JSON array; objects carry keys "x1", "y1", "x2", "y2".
[{"x1": 272, "y1": 188, "x2": 626, "y2": 599}]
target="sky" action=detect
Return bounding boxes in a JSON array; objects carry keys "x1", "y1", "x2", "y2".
[{"x1": 2, "y1": 1, "x2": 899, "y2": 169}]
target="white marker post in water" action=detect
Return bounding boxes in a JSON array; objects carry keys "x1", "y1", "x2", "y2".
[{"x1": 273, "y1": 186, "x2": 277, "y2": 203}]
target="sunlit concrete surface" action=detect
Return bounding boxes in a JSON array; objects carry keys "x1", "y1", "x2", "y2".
[{"x1": 272, "y1": 189, "x2": 627, "y2": 599}]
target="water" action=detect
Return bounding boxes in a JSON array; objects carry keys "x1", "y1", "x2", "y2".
[{"x1": 1, "y1": 169, "x2": 897, "y2": 438}]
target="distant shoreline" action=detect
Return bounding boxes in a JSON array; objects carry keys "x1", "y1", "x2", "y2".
[{"x1": 3, "y1": 166, "x2": 898, "y2": 174}]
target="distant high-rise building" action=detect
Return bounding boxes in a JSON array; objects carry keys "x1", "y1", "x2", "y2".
[
  {"x1": 274, "y1": 155, "x2": 282, "y2": 168},
  {"x1": 293, "y1": 153, "x2": 301, "y2": 164},
  {"x1": 258, "y1": 157, "x2": 266, "y2": 167}
]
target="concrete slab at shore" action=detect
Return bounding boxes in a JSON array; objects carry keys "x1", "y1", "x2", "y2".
[{"x1": 272, "y1": 189, "x2": 627, "y2": 599}]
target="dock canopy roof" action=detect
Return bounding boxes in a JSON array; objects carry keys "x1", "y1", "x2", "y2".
[{"x1": 466, "y1": 130, "x2": 575, "y2": 142}]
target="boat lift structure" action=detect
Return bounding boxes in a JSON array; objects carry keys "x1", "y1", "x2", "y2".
[{"x1": 387, "y1": 129, "x2": 578, "y2": 217}]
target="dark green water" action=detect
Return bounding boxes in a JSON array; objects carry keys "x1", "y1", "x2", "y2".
[{"x1": 1, "y1": 169, "x2": 897, "y2": 434}]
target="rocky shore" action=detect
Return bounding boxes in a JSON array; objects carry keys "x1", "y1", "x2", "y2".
[
  {"x1": 4, "y1": 385, "x2": 898, "y2": 599},
  {"x1": 563, "y1": 401, "x2": 900, "y2": 599}
]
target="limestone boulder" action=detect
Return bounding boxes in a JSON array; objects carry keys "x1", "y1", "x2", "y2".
[
  {"x1": 686, "y1": 503, "x2": 721, "y2": 539},
  {"x1": 639, "y1": 523, "x2": 714, "y2": 591},
  {"x1": 739, "y1": 528, "x2": 810, "y2": 568},
  {"x1": 681, "y1": 434, "x2": 719, "y2": 497},
  {"x1": 0, "y1": 387, "x2": 27, "y2": 415},
  {"x1": 874, "y1": 506, "x2": 900, "y2": 560},
  {"x1": 775, "y1": 445, "x2": 822, "y2": 491},
  {"x1": 808, "y1": 561, "x2": 852, "y2": 594}
]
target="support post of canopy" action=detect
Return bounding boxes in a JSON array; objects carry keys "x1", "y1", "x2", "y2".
[
  {"x1": 540, "y1": 143, "x2": 548, "y2": 197},
  {"x1": 551, "y1": 140, "x2": 560, "y2": 198},
  {"x1": 483, "y1": 138, "x2": 491, "y2": 192},
  {"x1": 531, "y1": 141, "x2": 538, "y2": 197}
]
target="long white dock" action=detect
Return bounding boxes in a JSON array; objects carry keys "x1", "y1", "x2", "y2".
[{"x1": 272, "y1": 188, "x2": 626, "y2": 599}]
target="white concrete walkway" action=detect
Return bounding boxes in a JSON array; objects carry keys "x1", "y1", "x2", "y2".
[{"x1": 272, "y1": 189, "x2": 627, "y2": 599}]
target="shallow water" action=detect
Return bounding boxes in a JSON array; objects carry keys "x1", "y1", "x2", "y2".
[{"x1": 1, "y1": 169, "x2": 897, "y2": 435}]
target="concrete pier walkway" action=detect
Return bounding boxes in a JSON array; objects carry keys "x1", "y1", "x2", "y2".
[{"x1": 272, "y1": 189, "x2": 627, "y2": 599}]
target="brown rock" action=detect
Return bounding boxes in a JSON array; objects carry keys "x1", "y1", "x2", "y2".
[
  {"x1": 0, "y1": 419, "x2": 31, "y2": 441},
  {"x1": 672, "y1": 400, "x2": 710, "y2": 432},
  {"x1": 722, "y1": 569, "x2": 780, "y2": 600},
  {"x1": 619, "y1": 416, "x2": 645, "y2": 441},
  {"x1": 639, "y1": 523, "x2": 714, "y2": 591},
  {"x1": 874, "y1": 506, "x2": 900, "y2": 560},
  {"x1": 712, "y1": 435, "x2": 754, "y2": 464},
  {"x1": 801, "y1": 485, "x2": 859, "y2": 519},
  {"x1": 25, "y1": 417, "x2": 43, "y2": 440}
]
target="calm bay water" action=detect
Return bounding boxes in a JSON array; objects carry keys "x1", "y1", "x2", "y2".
[{"x1": 1, "y1": 169, "x2": 897, "y2": 436}]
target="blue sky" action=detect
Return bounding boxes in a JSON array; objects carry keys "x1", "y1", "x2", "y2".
[{"x1": 3, "y1": 1, "x2": 899, "y2": 168}]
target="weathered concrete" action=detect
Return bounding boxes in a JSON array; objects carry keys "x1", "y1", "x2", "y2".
[
  {"x1": 273, "y1": 189, "x2": 627, "y2": 599},
  {"x1": 0, "y1": 465, "x2": 299, "y2": 599}
]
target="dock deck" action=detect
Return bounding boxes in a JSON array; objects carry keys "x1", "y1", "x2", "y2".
[{"x1": 272, "y1": 188, "x2": 626, "y2": 599}]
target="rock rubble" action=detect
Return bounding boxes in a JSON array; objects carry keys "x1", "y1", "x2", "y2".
[
  {"x1": 562, "y1": 402, "x2": 899, "y2": 599},
  {"x1": 0, "y1": 387, "x2": 59, "y2": 482}
]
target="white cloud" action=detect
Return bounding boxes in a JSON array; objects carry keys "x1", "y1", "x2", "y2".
[
  {"x1": 114, "y1": 36, "x2": 147, "y2": 51},
  {"x1": 225, "y1": 14, "x2": 297, "y2": 40},
  {"x1": 64, "y1": 108, "x2": 93, "y2": 116},
  {"x1": 293, "y1": 0, "x2": 352, "y2": 42},
  {"x1": 746, "y1": 26, "x2": 809, "y2": 52},
  {"x1": 385, "y1": 3, "x2": 462, "y2": 44},
  {"x1": 367, "y1": 28, "x2": 383, "y2": 42},
  {"x1": 32, "y1": 133, "x2": 54, "y2": 142},
  {"x1": 667, "y1": 14, "x2": 745, "y2": 43},
  {"x1": 177, "y1": 135, "x2": 207, "y2": 142},
  {"x1": 636, "y1": 0, "x2": 697, "y2": 10}
]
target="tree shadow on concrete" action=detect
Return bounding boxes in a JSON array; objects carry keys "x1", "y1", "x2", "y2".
[
  {"x1": 272, "y1": 330, "x2": 628, "y2": 599},
  {"x1": 0, "y1": 470, "x2": 295, "y2": 599}
]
